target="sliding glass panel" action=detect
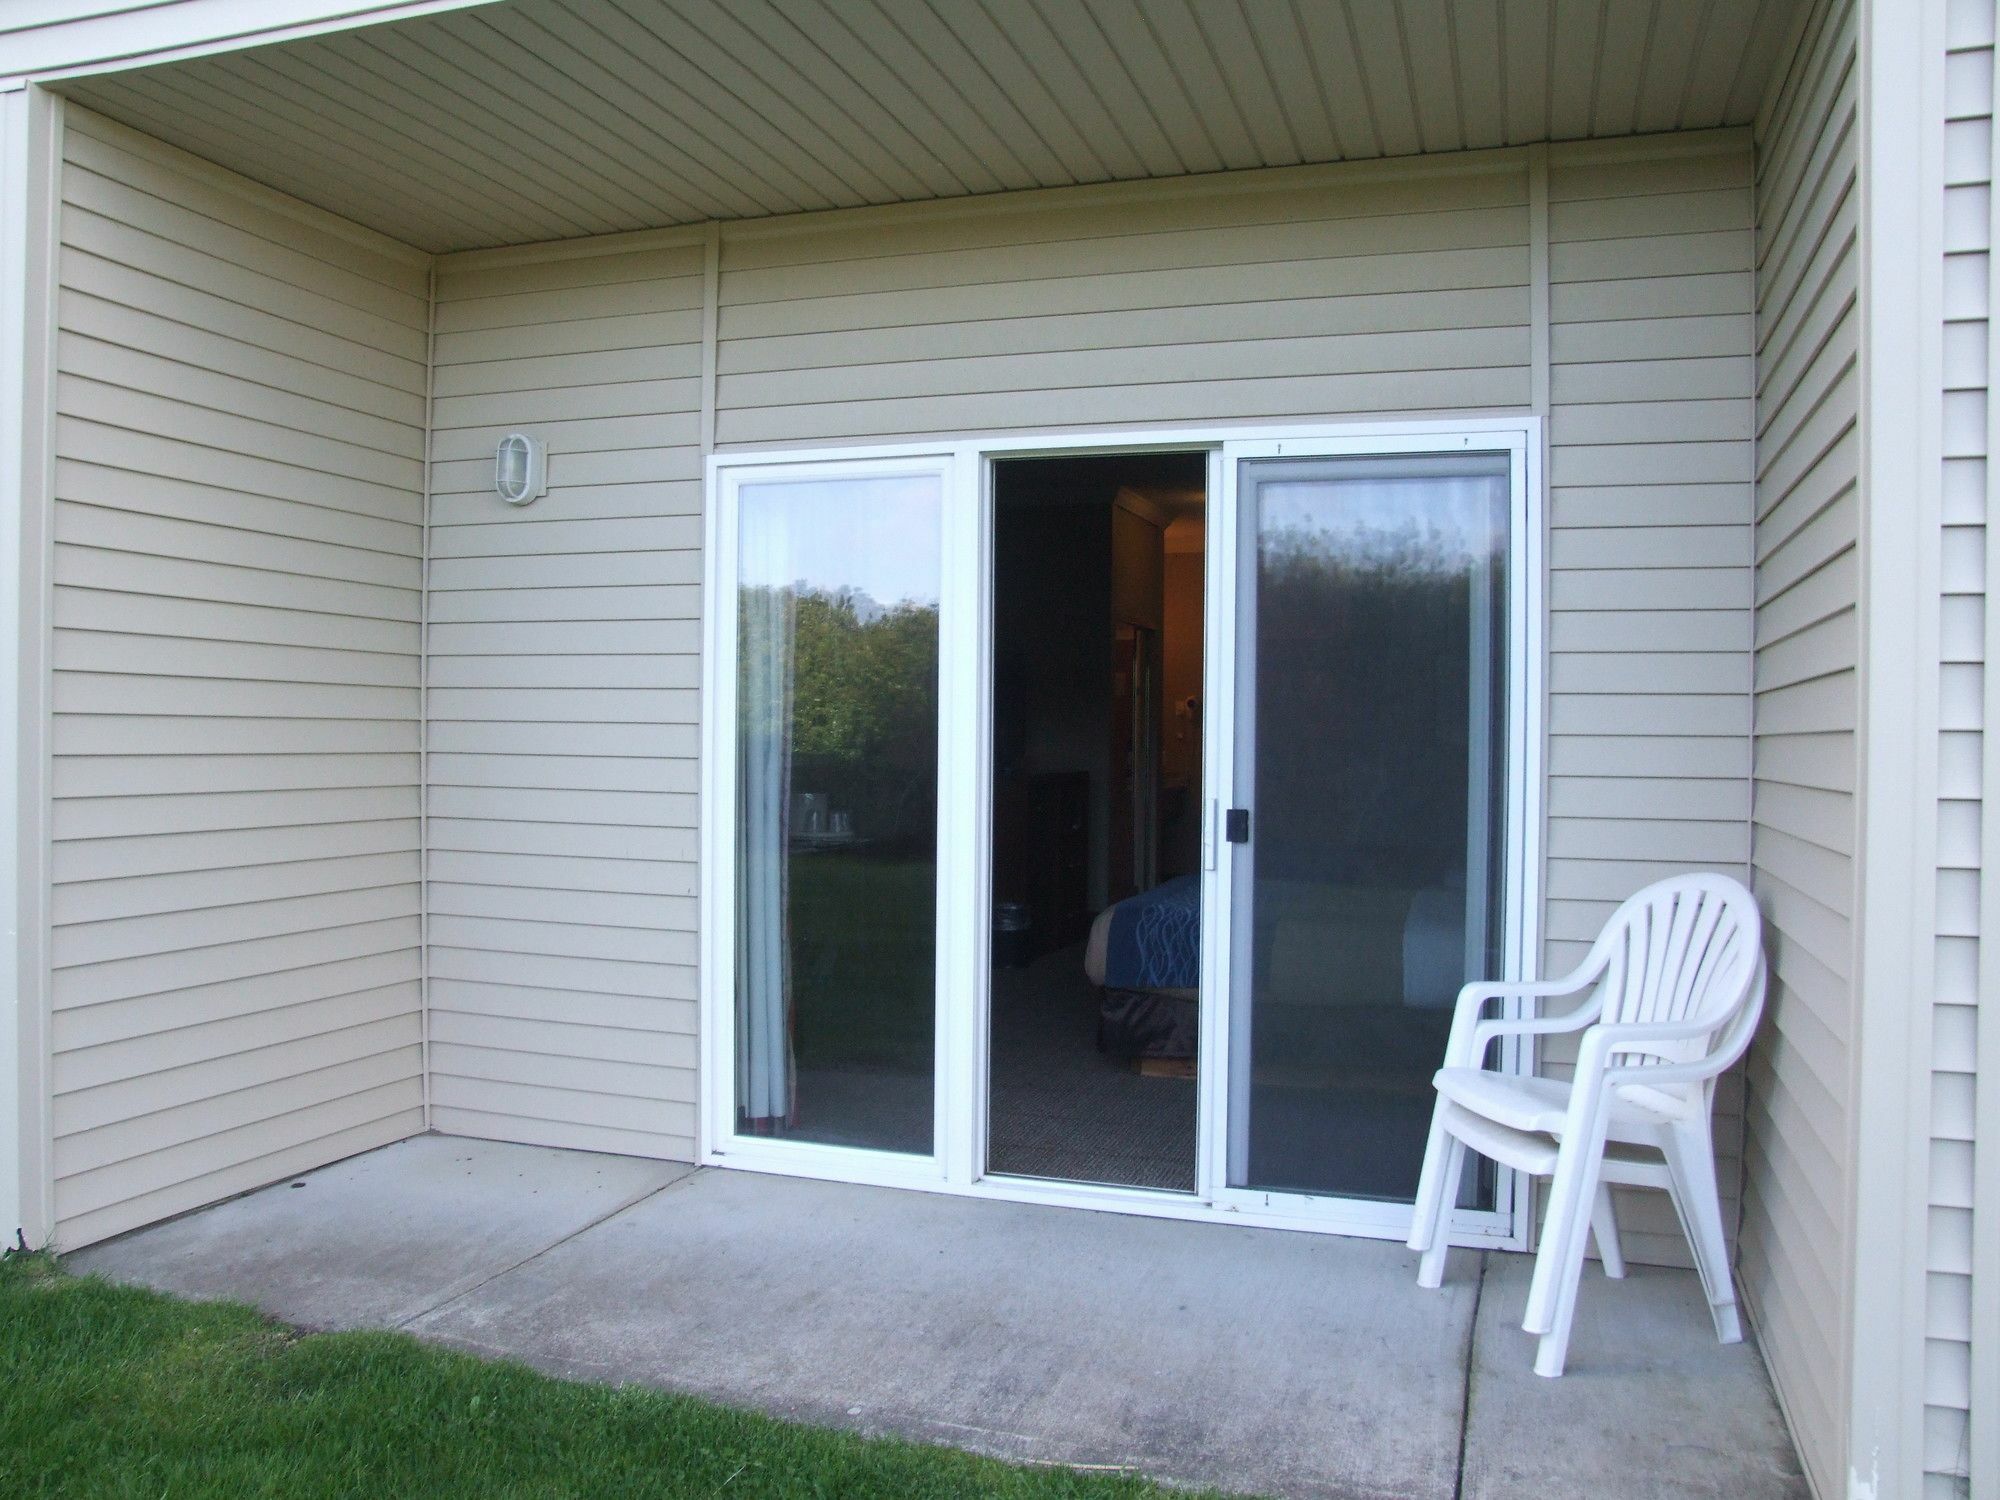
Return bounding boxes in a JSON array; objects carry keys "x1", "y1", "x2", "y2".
[
  {"x1": 735, "y1": 471, "x2": 942, "y2": 1154},
  {"x1": 1228, "y1": 453, "x2": 1509, "y2": 1203}
]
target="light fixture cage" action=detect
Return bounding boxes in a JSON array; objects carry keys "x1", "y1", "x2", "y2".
[{"x1": 495, "y1": 432, "x2": 547, "y2": 505}]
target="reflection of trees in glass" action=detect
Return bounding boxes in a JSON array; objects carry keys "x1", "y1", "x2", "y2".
[
  {"x1": 1261, "y1": 511, "x2": 1489, "y2": 582},
  {"x1": 791, "y1": 588, "x2": 939, "y2": 764},
  {"x1": 740, "y1": 582, "x2": 941, "y2": 1080},
  {"x1": 1256, "y1": 515, "x2": 1500, "y2": 887},
  {"x1": 741, "y1": 583, "x2": 941, "y2": 852}
]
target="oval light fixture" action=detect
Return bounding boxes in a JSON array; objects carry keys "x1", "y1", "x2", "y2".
[{"x1": 495, "y1": 432, "x2": 547, "y2": 505}]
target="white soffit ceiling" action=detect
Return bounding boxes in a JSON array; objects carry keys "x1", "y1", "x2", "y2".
[{"x1": 59, "y1": 0, "x2": 1811, "y2": 253}]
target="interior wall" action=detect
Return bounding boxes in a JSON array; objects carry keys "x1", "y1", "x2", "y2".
[
  {"x1": 1741, "y1": 2, "x2": 1859, "y2": 1495},
  {"x1": 1161, "y1": 545, "x2": 1204, "y2": 878},
  {"x1": 991, "y1": 497, "x2": 1113, "y2": 920},
  {"x1": 47, "y1": 107, "x2": 429, "y2": 1248}
]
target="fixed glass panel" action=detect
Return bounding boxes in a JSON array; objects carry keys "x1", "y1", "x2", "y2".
[
  {"x1": 1228, "y1": 452, "x2": 1509, "y2": 1203},
  {"x1": 734, "y1": 470, "x2": 941, "y2": 1154}
]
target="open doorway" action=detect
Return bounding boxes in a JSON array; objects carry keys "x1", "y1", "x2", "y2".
[{"x1": 987, "y1": 453, "x2": 1206, "y2": 1192}]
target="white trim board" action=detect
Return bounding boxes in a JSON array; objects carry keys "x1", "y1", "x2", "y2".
[
  {"x1": 1847, "y1": 0, "x2": 1946, "y2": 1495},
  {"x1": 1976, "y1": 31, "x2": 2000, "y2": 1493},
  {"x1": 699, "y1": 415, "x2": 1545, "y2": 1247},
  {"x1": 0, "y1": 82, "x2": 61, "y2": 1252},
  {"x1": 1, "y1": 2, "x2": 498, "y2": 90}
]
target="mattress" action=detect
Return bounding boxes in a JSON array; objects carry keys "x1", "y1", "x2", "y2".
[{"x1": 1085, "y1": 874, "x2": 1201, "y2": 993}]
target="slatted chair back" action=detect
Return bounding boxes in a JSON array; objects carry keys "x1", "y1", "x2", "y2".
[{"x1": 1586, "y1": 874, "x2": 1764, "y2": 1095}]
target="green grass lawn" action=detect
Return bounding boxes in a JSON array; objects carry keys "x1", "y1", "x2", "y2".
[{"x1": 0, "y1": 1252, "x2": 1191, "y2": 1500}]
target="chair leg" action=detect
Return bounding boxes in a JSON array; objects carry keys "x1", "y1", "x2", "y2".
[
  {"x1": 1407, "y1": 1104, "x2": 1456, "y2": 1254},
  {"x1": 1664, "y1": 1123, "x2": 1741, "y2": 1345},
  {"x1": 1417, "y1": 1138, "x2": 1467, "y2": 1290},
  {"x1": 1530, "y1": 1142, "x2": 1605, "y2": 1377},
  {"x1": 1592, "y1": 1184, "x2": 1625, "y2": 1279},
  {"x1": 1524, "y1": 1109, "x2": 1607, "y2": 1331}
]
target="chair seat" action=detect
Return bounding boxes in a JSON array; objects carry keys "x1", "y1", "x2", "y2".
[{"x1": 1432, "y1": 1067, "x2": 1674, "y2": 1144}]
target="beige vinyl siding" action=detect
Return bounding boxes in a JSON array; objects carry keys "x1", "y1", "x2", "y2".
[
  {"x1": 1742, "y1": 1, "x2": 1859, "y2": 1495},
  {"x1": 712, "y1": 165, "x2": 1532, "y2": 446},
  {"x1": 48, "y1": 106, "x2": 429, "y2": 1249},
  {"x1": 1541, "y1": 141, "x2": 1756, "y2": 1270},
  {"x1": 424, "y1": 244, "x2": 705, "y2": 1161},
  {"x1": 1927, "y1": 5, "x2": 1992, "y2": 1495}
]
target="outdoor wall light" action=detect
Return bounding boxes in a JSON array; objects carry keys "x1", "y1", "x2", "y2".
[{"x1": 495, "y1": 432, "x2": 547, "y2": 505}]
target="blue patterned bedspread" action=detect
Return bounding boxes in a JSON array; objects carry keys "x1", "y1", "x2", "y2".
[{"x1": 1101, "y1": 874, "x2": 1201, "y2": 990}]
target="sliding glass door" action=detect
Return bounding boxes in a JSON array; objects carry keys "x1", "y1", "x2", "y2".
[
  {"x1": 1215, "y1": 442, "x2": 1525, "y2": 1221},
  {"x1": 707, "y1": 428, "x2": 1533, "y2": 1236}
]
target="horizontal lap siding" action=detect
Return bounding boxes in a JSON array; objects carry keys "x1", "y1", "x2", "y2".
[
  {"x1": 1544, "y1": 146, "x2": 1757, "y2": 1271},
  {"x1": 1744, "y1": 3, "x2": 1859, "y2": 1495},
  {"x1": 49, "y1": 108, "x2": 430, "y2": 1248},
  {"x1": 713, "y1": 168, "x2": 1533, "y2": 446},
  {"x1": 425, "y1": 245, "x2": 706, "y2": 1161},
  {"x1": 1928, "y1": 4, "x2": 1992, "y2": 1495}
]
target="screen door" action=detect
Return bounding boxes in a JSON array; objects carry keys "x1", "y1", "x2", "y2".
[{"x1": 1222, "y1": 450, "x2": 1514, "y2": 1207}]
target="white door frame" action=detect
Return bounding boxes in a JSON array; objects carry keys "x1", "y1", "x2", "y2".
[
  {"x1": 701, "y1": 415, "x2": 1543, "y2": 1249},
  {"x1": 1201, "y1": 426, "x2": 1540, "y2": 1243},
  {"x1": 697, "y1": 448, "x2": 971, "y2": 1192}
]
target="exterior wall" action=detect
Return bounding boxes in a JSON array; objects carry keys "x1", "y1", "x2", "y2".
[
  {"x1": 710, "y1": 165, "x2": 1528, "y2": 444},
  {"x1": 423, "y1": 244, "x2": 704, "y2": 1160},
  {"x1": 47, "y1": 105, "x2": 428, "y2": 1247},
  {"x1": 431, "y1": 136, "x2": 1760, "y2": 1269},
  {"x1": 1742, "y1": 1, "x2": 1859, "y2": 1494},
  {"x1": 1541, "y1": 143, "x2": 1756, "y2": 1268},
  {"x1": 1926, "y1": 5, "x2": 1993, "y2": 1494}
]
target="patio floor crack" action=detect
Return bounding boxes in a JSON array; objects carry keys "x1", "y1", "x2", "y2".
[
  {"x1": 1451, "y1": 1252, "x2": 1488, "y2": 1500},
  {"x1": 391, "y1": 1165, "x2": 709, "y2": 1332}
]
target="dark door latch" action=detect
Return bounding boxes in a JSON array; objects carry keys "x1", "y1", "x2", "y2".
[{"x1": 1225, "y1": 808, "x2": 1250, "y2": 844}]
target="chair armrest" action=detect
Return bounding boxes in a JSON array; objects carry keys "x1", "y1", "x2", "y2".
[
  {"x1": 1468, "y1": 1010, "x2": 1599, "y2": 1058},
  {"x1": 1442, "y1": 973, "x2": 1602, "y2": 1067},
  {"x1": 1573, "y1": 1019, "x2": 1733, "y2": 1087}
]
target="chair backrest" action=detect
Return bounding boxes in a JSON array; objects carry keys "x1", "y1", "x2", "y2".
[{"x1": 1587, "y1": 874, "x2": 1765, "y2": 1071}]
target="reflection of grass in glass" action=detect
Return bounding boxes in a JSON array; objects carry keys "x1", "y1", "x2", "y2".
[{"x1": 790, "y1": 852, "x2": 936, "y2": 1074}]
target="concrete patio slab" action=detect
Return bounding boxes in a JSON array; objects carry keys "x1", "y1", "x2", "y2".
[
  {"x1": 406, "y1": 1167, "x2": 1476, "y2": 1500},
  {"x1": 66, "y1": 1135, "x2": 691, "y2": 1330},
  {"x1": 65, "y1": 1137, "x2": 1807, "y2": 1500},
  {"x1": 1460, "y1": 1252, "x2": 1808, "y2": 1499}
]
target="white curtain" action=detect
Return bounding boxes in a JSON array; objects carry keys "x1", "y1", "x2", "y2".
[{"x1": 736, "y1": 511, "x2": 795, "y2": 1129}]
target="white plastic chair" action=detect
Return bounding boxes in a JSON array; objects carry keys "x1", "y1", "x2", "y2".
[{"x1": 1406, "y1": 873, "x2": 1766, "y2": 1377}]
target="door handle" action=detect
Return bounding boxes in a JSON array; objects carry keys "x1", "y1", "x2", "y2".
[{"x1": 1225, "y1": 808, "x2": 1250, "y2": 844}]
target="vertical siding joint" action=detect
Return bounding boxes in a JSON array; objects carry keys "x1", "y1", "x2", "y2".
[
  {"x1": 701, "y1": 222, "x2": 720, "y2": 457},
  {"x1": 419, "y1": 254, "x2": 437, "y2": 1132},
  {"x1": 1529, "y1": 144, "x2": 1549, "y2": 417}
]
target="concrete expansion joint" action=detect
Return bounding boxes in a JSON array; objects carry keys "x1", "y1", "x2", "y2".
[
  {"x1": 1451, "y1": 1252, "x2": 1489, "y2": 1500},
  {"x1": 390, "y1": 1166, "x2": 701, "y2": 1331}
]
